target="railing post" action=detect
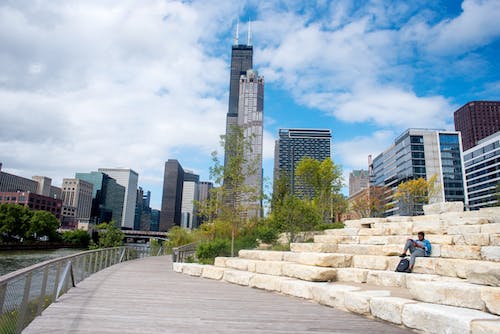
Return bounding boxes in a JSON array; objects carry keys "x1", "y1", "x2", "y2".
[
  {"x1": 0, "y1": 282, "x2": 6, "y2": 315},
  {"x1": 93, "y1": 251, "x2": 99, "y2": 273},
  {"x1": 16, "y1": 272, "x2": 32, "y2": 334},
  {"x1": 81, "y1": 255, "x2": 87, "y2": 281},
  {"x1": 52, "y1": 262, "x2": 61, "y2": 301},
  {"x1": 37, "y1": 266, "x2": 49, "y2": 316},
  {"x1": 119, "y1": 248, "x2": 126, "y2": 263},
  {"x1": 55, "y1": 261, "x2": 74, "y2": 302}
]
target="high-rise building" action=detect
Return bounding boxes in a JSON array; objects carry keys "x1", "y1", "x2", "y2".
[
  {"x1": 97, "y1": 168, "x2": 138, "y2": 229},
  {"x1": 454, "y1": 101, "x2": 500, "y2": 151},
  {"x1": 463, "y1": 131, "x2": 500, "y2": 209},
  {"x1": 181, "y1": 171, "x2": 200, "y2": 229},
  {"x1": 61, "y1": 178, "x2": 93, "y2": 227},
  {"x1": 349, "y1": 170, "x2": 370, "y2": 197},
  {"x1": 274, "y1": 129, "x2": 332, "y2": 197},
  {"x1": 198, "y1": 181, "x2": 213, "y2": 225},
  {"x1": 150, "y1": 209, "x2": 161, "y2": 232},
  {"x1": 237, "y1": 69, "x2": 264, "y2": 218},
  {"x1": 370, "y1": 129, "x2": 467, "y2": 216},
  {"x1": 160, "y1": 160, "x2": 185, "y2": 231},
  {"x1": 75, "y1": 171, "x2": 125, "y2": 226}
]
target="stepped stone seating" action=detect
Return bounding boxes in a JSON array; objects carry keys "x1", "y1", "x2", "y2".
[{"x1": 173, "y1": 206, "x2": 500, "y2": 334}]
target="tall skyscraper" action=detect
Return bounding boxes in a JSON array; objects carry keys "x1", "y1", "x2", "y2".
[
  {"x1": 349, "y1": 170, "x2": 370, "y2": 196},
  {"x1": 61, "y1": 178, "x2": 93, "y2": 227},
  {"x1": 274, "y1": 128, "x2": 332, "y2": 197},
  {"x1": 454, "y1": 101, "x2": 500, "y2": 151},
  {"x1": 370, "y1": 129, "x2": 467, "y2": 216},
  {"x1": 97, "y1": 168, "x2": 138, "y2": 229},
  {"x1": 160, "y1": 159, "x2": 185, "y2": 231},
  {"x1": 181, "y1": 171, "x2": 200, "y2": 229}
]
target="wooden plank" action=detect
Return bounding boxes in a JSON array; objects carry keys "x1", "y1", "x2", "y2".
[{"x1": 24, "y1": 256, "x2": 411, "y2": 333}]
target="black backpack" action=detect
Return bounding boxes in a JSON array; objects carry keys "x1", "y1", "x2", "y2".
[{"x1": 395, "y1": 258, "x2": 410, "y2": 272}]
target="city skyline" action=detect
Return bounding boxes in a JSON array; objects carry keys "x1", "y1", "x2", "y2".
[{"x1": 1, "y1": 1, "x2": 499, "y2": 210}]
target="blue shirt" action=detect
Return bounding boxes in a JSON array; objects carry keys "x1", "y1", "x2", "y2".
[{"x1": 421, "y1": 239, "x2": 432, "y2": 256}]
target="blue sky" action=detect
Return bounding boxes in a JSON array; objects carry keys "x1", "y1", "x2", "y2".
[{"x1": 0, "y1": 0, "x2": 499, "y2": 210}]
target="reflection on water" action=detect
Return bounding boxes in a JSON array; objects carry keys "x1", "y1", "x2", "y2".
[{"x1": 0, "y1": 248, "x2": 84, "y2": 277}]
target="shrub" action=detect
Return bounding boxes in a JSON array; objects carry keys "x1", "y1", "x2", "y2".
[
  {"x1": 314, "y1": 221, "x2": 345, "y2": 231},
  {"x1": 62, "y1": 230, "x2": 91, "y2": 247},
  {"x1": 196, "y1": 239, "x2": 231, "y2": 264}
]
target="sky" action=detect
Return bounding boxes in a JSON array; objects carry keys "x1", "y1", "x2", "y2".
[{"x1": 1, "y1": 0, "x2": 499, "y2": 210}]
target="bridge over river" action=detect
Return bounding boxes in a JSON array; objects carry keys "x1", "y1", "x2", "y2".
[{"x1": 23, "y1": 256, "x2": 410, "y2": 333}]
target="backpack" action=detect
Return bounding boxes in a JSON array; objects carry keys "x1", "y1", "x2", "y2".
[{"x1": 395, "y1": 258, "x2": 410, "y2": 272}]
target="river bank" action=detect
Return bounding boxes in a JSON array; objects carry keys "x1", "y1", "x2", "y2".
[{"x1": 0, "y1": 242, "x2": 84, "y2": 251}]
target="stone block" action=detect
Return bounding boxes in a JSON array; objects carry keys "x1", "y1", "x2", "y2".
[
  {"x1": 491, "y1": 234, "x2": 500, "y2": 246},
  {"x1": 254, "y1": 260, "x2": 284, "y2": 276},
  {"x1": 324, "y1": 227, "x2": 359, "y2": 236},
  {"x1": 481, "y1": 287, "x2": 500, "y2": 315},
  {"x1": 222, "y1": 269, "x2": 253, "y2": 286},
  {"x1": 471, "y1": 320, "x2": 500, "y2": 334},
  {"x1": 290, "y1": 242, "x2": 338, "y2": 253},
  {"x1": 214, "y1": 257, "x2": 228, "y2": 267},
  {"x1": 283, "y1": 252, "x2": 352, "y2": 268},
  {"x1": 482, "y1": 246, "x2": 500, "y2": 262},
  {"x1": 359, "y1": 236, "x2": 388, "y2": 245},
  {"x1": 423, "y1": 202, "x2": 463, "y2": 215},
  {"x1": 482, "y1": 223, "x2": 500, "y2": 234},
  {"x1": 461, "y1": 260, "x2": 500, "y2": 286},
  {"x1": 412, "y1": 257, "x2": 437, "y2": 275},
  {"x1": 172, "y1": 262, "x2": 183, "y2": 273},
  {"x1": 402, "y1": 303, "x2": 497, "y2": 334},
  {"x1": 337, "y1": 244, "x2": 376, "y2": 255},
  {"x1": 412, "y1": 220, "x2": 445, "y2": 234},
  {"x1": 335, "y1": 268, "x2": 368, "y2": 283},
  {"x1": 279, "y1": 279, "x2": 316, "y2": 299},
  {"x1": 313, "y1": 235, "x2": 339, "y2": 243},
  {"x1": 352, "y1": 255, "x2": 388, "y2": 270},
  {"x1": 426, "y1": 234, "x2": 454, "y2": 245},
  {"x1": 463, "y1": 234, "x2": 492, "y2": 246},
  {"x1": 282, "y1": 263, "x2": 337, "y2": 282},
  {"x1": 310, "y1": 283, "x2": 360, "y2": 310},
  {"x1": 408, "y1": 281, "x2": 485, "y2": 311},
  {"x1": 249, "y1": 273, "x2": 290, "y2": 292},
  {"x1": 344, "y1": 290, "x2": 391, "y2": 315},
  {"x1": 182, "y1": 263, "x2": 204, "y2": 276},
  {"x1": 404, "y1": 273, "x2": 460, "y2": 288},
  {"x1": 381, "y1": 245, "x2": 403, "y2": 256},
  {"x1": 441, "y1": 245, "x2": 482, "y2": 260},
  {"x1": 238, "y1": 250, "x2": 284, "y2": 261},
  {"x1": 448, "y1": 224, "x2": 483, "y2": 235},
  {"x1": 370, "y1": 297, "x2": 418, "y2": 325},
  {"x1": 201, "y1": 266, "x2": 225, "y2": 280},
  {"x1": 357, "y1": 227, "x2": 385, "y2": 236},
  {"x1": 367, "y1": 271, "x2": 406, "y2": 287},
  {"x1": 386, "y1": 235, "x2": 413, "y2": 244},
  {"x1": 225, "y1": 258, "x2": 251, "y2": 271}
]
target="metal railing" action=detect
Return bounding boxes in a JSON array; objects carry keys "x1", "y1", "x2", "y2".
[
  {"x1": 172, "y1": 242, "x2": 199, "y2": 263},
  {"x1": 0, "y1": 245, "x2": 163, "y2": 334}
]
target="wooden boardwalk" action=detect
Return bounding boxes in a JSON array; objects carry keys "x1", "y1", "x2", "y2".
[{"x1": 24, "y1": 256, "x2": 412, "y2": 333}]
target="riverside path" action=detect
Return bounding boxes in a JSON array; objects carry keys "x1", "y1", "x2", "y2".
[{"x1": 24, "y1": 256, "x2": 411, "y2": 333}]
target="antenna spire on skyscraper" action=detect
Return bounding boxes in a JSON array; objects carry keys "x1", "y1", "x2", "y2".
[
  {"x1": 234, "y1": 20, "x2": 239, "y2": 45},
  {"x1": 247, "y1": 19, "x2": 252, "y2": 46}
]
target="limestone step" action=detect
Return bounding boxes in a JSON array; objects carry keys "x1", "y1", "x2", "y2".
[
  {"x1": 238, "y1": 249, "x2": 352, "y2": 267},
  {"x1": 214, "y1": 256, "x2": 337, "y2": 282},
  {"x1": 290, "y1": 242, "x2": 338, "y2": 253},
  {"x1": 173, "y1": 263, "x2": 500, "y2": 333}
]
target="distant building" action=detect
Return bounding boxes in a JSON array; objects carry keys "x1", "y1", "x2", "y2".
[
  {"x1": 75, "y1": 171, "x2": 125, "y2": 226},
  {"x1": 198, "y1": 181, "x2": 213, "y2": 225},
  {"x1": 274, "y1": 128, "x2": 331, "y2": 197},
  {"x1": 61, "y1": 178, "x2": 93, "y2": 228},
  {"x1": 98, "y1": 168, "x2": 139, "y2": 229},
  {"x1": 150, "y1": 209, "x2": 161, "y2": 232},
  {"x1": 181, "y1": 171, "x2": 200, "y2": 229},
  {"x1": 463, "y1": 131, "x2": 500, "y2": 209},
  {"x1": 160, "y1": 160, "x2": 185, "y2": 231},
  {"x1": 0, "y1": 191, "x2": 62, "y2": 220},
  {"x1": 349, "y1": 170, "x2": 370, "y2": 197},
  {"x1": 370, "y1": 129, "x2": 467, "y2": 216},
  {"x1": 0, "y1": 168, "x2": 61, "y2": 199},
  {"x1": 454, "y1": 101, "x2": 500, "y2": 151}
]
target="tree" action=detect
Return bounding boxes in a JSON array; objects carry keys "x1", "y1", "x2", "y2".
[
  {"x1": 92, "y1": 222, "x2": 124, "y2": 248},
  {"x1": 62, "y1": 229, "x2": 91, "y2": 247},
  {"x1": 394, "y1": 175, "x2": 439, "y2": 216},
  {"x1": 295, "y1": 157, "x2": 344, "y2": 223},
  {"x1": 27, "y1": 210, "x2": 60, "y2": 241},
  {"x1": 0, "y1": 204, "x2": 32, "y2": 241},
  {"x1": 350, "y1": 186, "x2": 387, "y2": 218},
  {"x1": 208, "y1": 125, "x2": 261, "y2": 256}
]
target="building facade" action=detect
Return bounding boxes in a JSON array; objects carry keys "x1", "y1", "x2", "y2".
[
  {"x1": 463, "y1": 131, "x2": 500, "y2": 209},
  {"x1": 349, "y1": 170, "x2": 370, "y2": 197},
  {"x1": 0, "y1": 168, "x2": 62, "y2": 200},
  {"x1": 181, "y1": 171, "x2": 200, "y2": 229},
  {"x1": 454, "y1": 101, "x2": 500, "y2": 151},
  {"x1": 237, "y1": 69, "x2": 264, "y2": 218},
  {"x1": 0, "y1": 191, "x2": 63, "y2": 220},
  {"x1": 97, "y1": 168, "x2": 138, "y2": 229},
  {"x1": 160, "y1": 160, "x2": 185, "y2": 231},
  {"x1": 274, "y1": 128, "x2": 331, "y2": 197},
  {"x1": 61, "y1": 178, "x2": 93, "y2": 228},
  {"x1": 75, "y1": 171, "x2": 125, "y2": 226},
  {"x1": 370, "y1": 129, "x2": 467, "y2": 216}
]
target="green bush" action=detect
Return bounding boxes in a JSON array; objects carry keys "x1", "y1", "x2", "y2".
[
  {"x1": 196, "y1": 239, "x2": 231, "y2": 264},
  {"x1": 314, "y1": 222, "x2": 345, "y2": 231},
  {"x1": 255, "y1": 225, "x2": 278, "y2": 244},
  {"x1": 62, "y1": 230, "x2": 91, "y2": 247}
]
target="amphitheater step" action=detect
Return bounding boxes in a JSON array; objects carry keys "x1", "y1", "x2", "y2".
[
  {"x1": 238, "y1": 249, "x2": 352, "y2": 268},
  {"x1": 290, "y1": 242, "x2": 338, "y2": 253}
]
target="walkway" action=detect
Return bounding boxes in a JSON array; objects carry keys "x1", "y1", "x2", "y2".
[{"x1": 24, "y1": 256, "x2": 411, "y2": 333}]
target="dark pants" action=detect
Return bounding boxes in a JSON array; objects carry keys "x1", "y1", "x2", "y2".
[{"x1": 403, "y1": 239, "x2": 426, "y2": 267}]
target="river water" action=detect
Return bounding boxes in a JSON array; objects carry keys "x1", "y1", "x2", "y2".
[{"x1": 0, "y1": 248, "x2": 84, "y2": 277}]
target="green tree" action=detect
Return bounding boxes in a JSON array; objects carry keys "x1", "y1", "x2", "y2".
[
  {"x1": 350, "y1": 186, "x2": 387, "y2": 218},
  {"x1": 91, "y1": 222, "x2": 124, "y2": 248},
  {"x1": 0, "y1": 204, "x2": 32, "y2": 241},
  {"x1": 27, "y1": 210, "x2": 60, "y2": 241},
  {"x1": 62, "y1": 229, "x2": 91, "y2": 247},
  {"x1": 295, "y1": 157, "x2": 344, "y2": 223},
  {"x1": 394, "y1": 175, "x2": 439, "y2": 216}
]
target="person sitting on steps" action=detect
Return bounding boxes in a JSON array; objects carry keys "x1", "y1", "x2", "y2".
[{"x1": 399, "y1": 231, "x2": 432, "y2": 273}]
